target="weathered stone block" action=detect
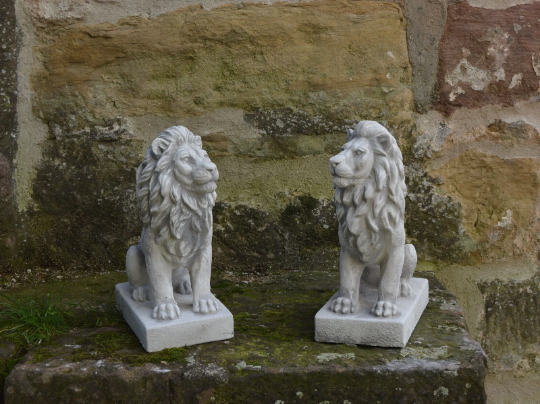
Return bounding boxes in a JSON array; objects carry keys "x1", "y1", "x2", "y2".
[
  {"x1": 31, "y1": 1, "x2": 413, "y2": 128},
  {"x1": 438, "y1": 2, "x2": 540, "y2": 114},
  {"x1": 5, "y1": 272, "x2": 486, "y2": 403},
  {"x1": 479, "y1": 271, "x2": 540, "y2": 371}
]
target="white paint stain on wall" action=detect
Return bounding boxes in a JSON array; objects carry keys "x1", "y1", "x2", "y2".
[
  {"x1": 532, "y1": 52, "x2": 540, "y2": 76},
  {"x1": 446, "y1": 59, "x2": 491, "y2": 91},
  {"x1": 445, "y1": 27, "x2": 513, "y2": 101},
  {"x1": 509, "y1": 73, "x2": 523, "y2": 89},
  {"x1": 449, "y1": 86, "x2": 465, "y2": 101}
]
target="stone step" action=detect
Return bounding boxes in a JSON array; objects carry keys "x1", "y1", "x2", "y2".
[{"x1": 4, "y1": 271, "x2": 486, "y2": 403}]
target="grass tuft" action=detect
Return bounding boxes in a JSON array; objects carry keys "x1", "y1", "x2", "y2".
[
  {"x1": 0, "y1": 291, "x2": 77, "y2": 346},
  {"x1": 0, "y1": 288, "x2": 122, "y2": 347}
]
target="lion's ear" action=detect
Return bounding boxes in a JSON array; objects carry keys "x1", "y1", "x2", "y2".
[
  {"x1": 347, "y1": 128, "x2": 354, "y2": 142},
  {"x1": 376, "y1": 132, "x2": 393, "y2": 152},
  {"x1": 151, "y1": 138, "x2": 167, "y2": 157}
]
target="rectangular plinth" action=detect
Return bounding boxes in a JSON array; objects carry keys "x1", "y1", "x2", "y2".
[
  {"x1": 115, "y1": 282, "x2": 234, "y2": 352},
  {"x1": 315, "y1": 277, "x2": 429, "y2": 347}
]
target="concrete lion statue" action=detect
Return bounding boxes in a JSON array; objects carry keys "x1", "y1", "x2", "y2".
[
  {"x1": 126, "y1": 126, "x2": 219, "y2": 320},
  {"x1": 329, "y1": 121, "x2": 417, "y2": 318}
]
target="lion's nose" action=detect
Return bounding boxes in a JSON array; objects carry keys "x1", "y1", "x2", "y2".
[{"x1": 330, "y1": 159, "x2": 340, "y2": 168}]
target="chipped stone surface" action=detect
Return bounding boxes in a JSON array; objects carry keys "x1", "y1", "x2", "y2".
[
  {"x1": 438, "y1": 2, "x2": 540, "y2": 114},
  {"x1": 436, "y1": 258, "x2": 540, "y2": 371},
  {"x1": 478, "y1": 271, "x2": 540, "y2": 371},
  {"x1": 5, "y1": 272, "x2": 487, "y2": 403}
]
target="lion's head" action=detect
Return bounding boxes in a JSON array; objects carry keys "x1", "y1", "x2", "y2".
[
  {"x1": 136, "y1": 126, "x2": 218, "y2": 261},
  {"x1": 330, "y1": 121, "x2": 406, "y2": 259}
]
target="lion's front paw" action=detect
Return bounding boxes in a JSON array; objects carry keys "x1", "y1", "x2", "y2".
[
  {"x1": 193, "y1": 298, "x2": 219, "y2": 314},
  {"x1": 152, "y1": 303, "x2": 181, "y2": 320},
  {"x1": 330, "y1": 297, "x2": 355, "y2": 314},
  {"x1": 371, "y1": 301, "x2": 398, "y2": 317},
  {"x1": 400, "y1": 279, "x2": 412, "y2": 297},
  {"x1": 132, "y1": 286, "x2": 148, "y2": 302}
]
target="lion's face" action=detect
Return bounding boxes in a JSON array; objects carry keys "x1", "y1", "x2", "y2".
[
  {"x1": 329, "y1": 136, "x2": 375, "y2": 189},
  {"x1": 172, "y1": 144, "x2": 219, "y2": 194}
]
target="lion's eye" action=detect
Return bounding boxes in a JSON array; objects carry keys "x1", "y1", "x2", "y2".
[
  {"x1": 181, "y1": 156, "x2": 190, "y2": 162},
  {"x1": 340, "y1": 147, "x2": 345, "y2": 152},
  {"x1": 355, "y1": 150, "x2": 364, "y2": 156}
]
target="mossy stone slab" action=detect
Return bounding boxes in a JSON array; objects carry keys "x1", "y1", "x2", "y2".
[{"x1": 5, "y1": 271, "x2": 486, "y2": 403}]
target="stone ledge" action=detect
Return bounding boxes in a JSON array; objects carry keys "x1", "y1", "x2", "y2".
[{"x1": 4, "y1": 271, "x2": 487, "y2": 403}]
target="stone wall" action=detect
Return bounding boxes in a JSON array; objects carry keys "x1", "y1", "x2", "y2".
[
  {"x1": 0, "y1": 0, "x2": 19, "y2": 274},
  {"x1": 2, "y1": 0, "x2": 540, "y2": 374}
]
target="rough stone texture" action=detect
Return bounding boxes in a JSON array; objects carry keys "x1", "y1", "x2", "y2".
[
  {"x1": 404, "y1": 0, "x2": 448, "y2": 112},
  {"x1": 5, "y1": 271, "x2": 487, "y2": 403},
  {"x1": 1, "y1": 0, "x2": 418, "y2": 277},
  {"x1": 431, "y1": 150, "x2": 540, "y2": 261},
  {"x1": 15, "y1": 119, "x2": 144, "y2": 273},
  {"x1": 435, "y1": 258, "x2": 540, "y2": 372},
  {"x1": 0, "y1": 0, "x2": 19, "y2": 268},
  {"x1": 2, "y1": 0, "x2": 539, "y2": 395},
  {"x1": 31, "y1": 1, "x2": 413, "y2": 128},
  {"x1": 212, "y1": 198, "x2": 339, "y2": 275},
  {"x1": 415, "y1": 108, "x2": 540, "y2": 262},
  {"x1": 437, "y1": 2, "x2": 540, "y2": 115},
  {"x1": 479, "y1": 272, "x2": 540, "y2": 372},
  {"x1": 404, "y1": 162, "x2": 468, "y2": 263}
]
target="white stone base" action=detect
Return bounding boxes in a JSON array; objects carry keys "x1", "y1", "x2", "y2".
[
  {"x1": 115, "y1": 282, "x2": 234, "y2": 352},
  {"x1": 315, "y1": 277, "x2": 428, "y2": 347}
]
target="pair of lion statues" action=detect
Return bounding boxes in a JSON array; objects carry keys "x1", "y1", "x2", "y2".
[{"x1": 126, "y1": 121, "x2": 415, "y2": 320}]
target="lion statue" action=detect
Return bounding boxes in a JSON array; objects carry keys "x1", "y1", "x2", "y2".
[
  {"x1": 125, "y1": 126, "x2": 219, "y2": 320},
  {"x1": 329, "y1": 121, "x2": 417, "y2": 318}
]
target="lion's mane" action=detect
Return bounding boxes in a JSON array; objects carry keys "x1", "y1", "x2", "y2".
[
  {"x1": 136, "y1": 126, "x2": 217, "y2": 263},
  {"x1": 335, "y1": 122, "x2": 406, "y2": 258}
]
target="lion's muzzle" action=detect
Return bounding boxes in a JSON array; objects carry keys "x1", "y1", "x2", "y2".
[{"x1": 193, "y1": 162, "x2": 219, "y2": 185}]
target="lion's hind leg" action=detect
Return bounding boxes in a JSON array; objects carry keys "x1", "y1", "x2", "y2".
[
  {"x1": 126, "y1": 245, "x2": 149, "y2": 302},
  {"x1": 372, "y1": 246, "x2": 404, "y2": 317},
  {"x1": 400, "y1": 244, "x2": 417, "y2": 297},
  {"x1": 172, "y1": 267, "x2": 192, "y2": 295}
]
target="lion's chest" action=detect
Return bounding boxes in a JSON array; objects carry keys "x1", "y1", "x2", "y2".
[{"x1": 337, "y1": 205, "x2": 386, "y2": 264}]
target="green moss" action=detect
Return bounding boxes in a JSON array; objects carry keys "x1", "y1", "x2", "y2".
[
  {"x1": 66, "y1": 329, "x2": 187, "y2": 366},
  {"x1": 29, "y1": 348, "x2": 57, "y2": 364},
  {"x1": 0, "y1": 357, "x2": 20, "y2": 394},
  {"x1": 0, "y1": 117, "x2": 145, "y2": 280},
  {"x1": 5, "y1": 270, "x2": 486, "y2": 403},
  {"x1": 404, "y1": 162, "x2": 471, "y2": 263},
  {"x1": 213, "y1": 197, "x2": 339, "y2": 276}
]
